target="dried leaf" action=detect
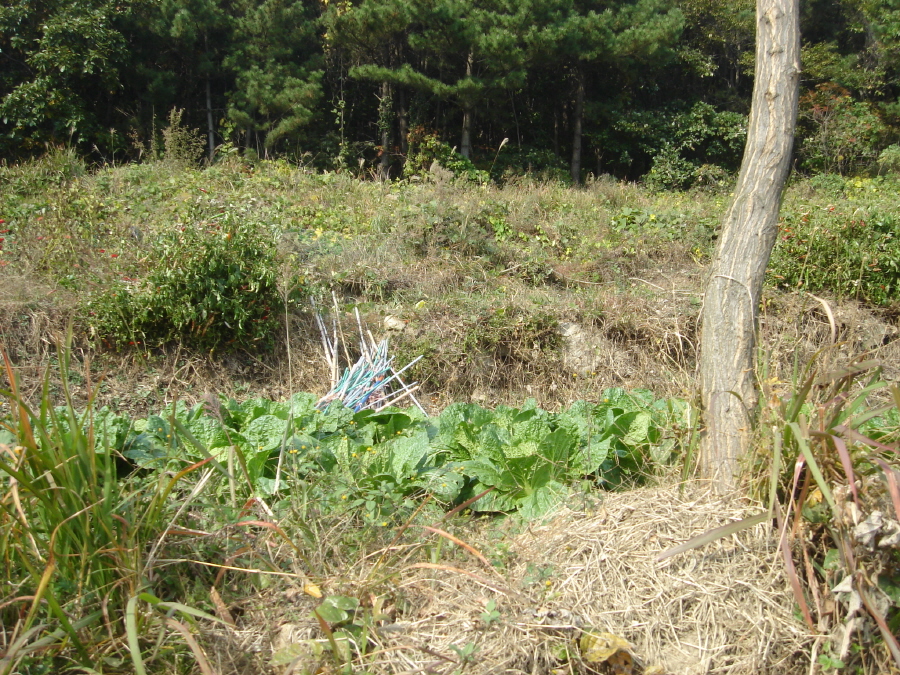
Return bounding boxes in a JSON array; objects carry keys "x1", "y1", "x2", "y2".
[
  {"x1": 580, "y1": 631, "x2": 635, "y2": 672},
  {"x1": 209, "y1": 586, "x2": 235, "y2": 626}
]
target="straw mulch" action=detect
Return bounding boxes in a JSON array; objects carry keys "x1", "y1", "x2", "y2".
[{"x1": 216, "y1": 483, "x2": 813, "y2": 675}]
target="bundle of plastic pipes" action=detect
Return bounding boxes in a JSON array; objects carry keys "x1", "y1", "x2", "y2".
[{"x1": 312, "y1": 297, "x2": 425, "y2": 414}]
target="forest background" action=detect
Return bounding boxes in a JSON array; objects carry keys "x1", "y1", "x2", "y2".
[{"x1": 4, "y1": 0, "x2": 900, "y2": 186}]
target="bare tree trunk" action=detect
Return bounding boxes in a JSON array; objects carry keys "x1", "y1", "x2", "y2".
[
  {"x1": 379, "y1": 80, "x2": 392, "y2": 180},
  {"x1": 398, "y1": 88, "x2": 408, "y2": 154},
  {"x1": 553, "y1": 106, "x2": 560, "y2": 158},
  {"x1": 699, "y1": 0, "x2": 800, "y2": 489},
  {"x1": 460, "y1": 52, "x2": 474, "y2": 158},
  {"x1": 570, "y1": 68, "x2": 585, "y2": 185},
  {"x1": 460, "y1": 106, "x2": 473, "y2": 158},
  {"x1": 205, "y1": 75, "x2": 215, "y2": 163},
  {"x1": 204, "y1": 35, "x2": 215, "y2": 163}
]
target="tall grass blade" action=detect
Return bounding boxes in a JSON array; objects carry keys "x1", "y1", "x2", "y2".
[
  {"x1": 138, "y1": 592, "x2": 228, "y2": 625},
  {"x1": 777, "y1": 513, "x2": 816, "y2": 631},
  {"x1": 170, "y1": 418, "x2": 232, "y2": 480},
  {"x1": 872, "y1": 458, "x2": 900, "y2": 522},
  {"x1": 835, "y1": 425, "x2": 897, "y2": 453},
  {"x1": 768, "y1": 428, "x2": 783, "y2": 516},
  {"x1": 1, "y1": 344, "x2": 34, "y2": 448},
  {"x1": 813, "y1": 359, "x2": 881, "y2": 387},
  {"x1": 126, "y1": 595, "x2": 148, "y2": 675},
  {"x1": 787, "y1": 422, "x2": 835, "y2": 511},
  {"x1": 828, "y1": 433, "x2": 858, "y2": 504},
  {"x1": 0, "y1": 611, "x2": 101, "y2": 675},
  {"x1": 859, "y1": 586, "x2": 900, "y2": 667},
  {"x1": 23, "y1": 558, "x2": 56, "y2": 631},
  {"x1": 166, "y1": 618, "x2": 219, "y2": 675},
  {"x1": 656, "y1": 513, "x2": 769, "y2": 561},
  {"x1": 826, "y1": 376, "x2": 886, "y2": 429}
]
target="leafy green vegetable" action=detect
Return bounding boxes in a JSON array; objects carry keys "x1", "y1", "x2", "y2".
[{"x1": 95, "y1": 387, "x2": 685, "y2": 518}]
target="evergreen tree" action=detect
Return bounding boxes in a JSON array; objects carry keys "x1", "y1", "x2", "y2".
[
  {"x1": 524, "y1": 0, "x2": 684, "y2": 183},
  {"x1": 322, "y1": 0, "x2": 411, "y2": 173},
  {"x1": 225, "y1": 0, "x2": 324, "y2": 154},
  {"x1": 151, "y1": 0, "x2": 232, "y2": 160},
  {"x1": 345, "y1": 0, "x2": 530, "y2": 158},
  {"x1": 673, "y1": 0, "x2": 755, "y2": 105}
]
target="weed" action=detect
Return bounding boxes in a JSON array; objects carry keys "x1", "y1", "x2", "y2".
[
  {"x1": 0, "y1": 338, "x2": 220, "y2": 672},
  {"x1": 85, "y1": 210, "x2": 287, "y2": 352},
  {"x1": 661, "y1": 350, "x2": 900, "y2": 672},
  {"x1": 160, "y1": 108, "x2": 206, "y2": 167},
  {"x1": 769, "y1": 188, "x2": 900, "y2": 305},
  {"x1": 462, "y1": 305, "x2": 561, "y2": 365},
  {"x1": 404, "y1": 128, "x2": 489, "y2": 183}
]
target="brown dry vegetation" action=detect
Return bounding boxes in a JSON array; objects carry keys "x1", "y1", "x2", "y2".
[{"x1": 201, "y1": 485, "x2": 812, "y2": 675}]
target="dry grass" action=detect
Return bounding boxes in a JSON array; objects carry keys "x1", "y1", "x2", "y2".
[{"x1": 200, "y1": 482, "x2": 812, "y2": 675}]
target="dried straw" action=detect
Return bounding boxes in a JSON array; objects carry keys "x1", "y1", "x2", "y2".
[{"x1": 210, "y1": 482, "x2": 815, "y2": 675}]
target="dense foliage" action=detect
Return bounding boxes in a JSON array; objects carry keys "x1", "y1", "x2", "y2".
[
  {"x1": 89, "y1": 388, "x2": 685, "y2": 519},
  {"x1": 85, "y1": 210, "x2": 286, "y2": 352},
  {"x1": 768, "y1": 176, "x2": 900, "y2": 306},
  {"x1": 3, "y1": 0, "x2": 900, "y2": 182}
]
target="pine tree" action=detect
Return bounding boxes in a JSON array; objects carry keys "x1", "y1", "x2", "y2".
[
  {"x1": 152, "y1": 0, "x2": 232, "y2": 161},
  {"x1": 225, "y1": 0, "x2": 324, "y2": 154},
  {"x1": 343, "y1": 0, "x2": 529, "y2": 159},
  {"x1": 524, "y1": 0, "x2": 684, "y2": 183},
  {"x1": 322, "y1": 0, "x2": 412, "y2": 173}
]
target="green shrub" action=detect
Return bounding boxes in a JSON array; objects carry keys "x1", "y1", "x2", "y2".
[
  {"x1": 403, "y1": 127, "x2": 489, "y2": 183},
  {"x1": 768, "y1": 199, "x2": 900, "y2": 305},
  {"x1": 645, "y1": 143, "x2": 698, "y2": 191},
  {"x1": 877, "y1": 144, "x2": 900, "y2": 174},
  {"x1": 797, "y1": 84, "x2": 888, "y2": 176},
  {"x1": 607, "y1": 102, "x2": 746, "y2": 190},
  {"x1": 85, "y1": 213, "x2": 283, "y2": 351}
]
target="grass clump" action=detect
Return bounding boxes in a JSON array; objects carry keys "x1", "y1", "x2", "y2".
[
  {"x1": 0, "y1": 341, "x2": 221, "y2": 673},
  {"x1": 759, "y1": 356, "x2": 900, "y2": 671},
  {"x1": 85, "y1": 211, "x2": 285, "y2": 352}
]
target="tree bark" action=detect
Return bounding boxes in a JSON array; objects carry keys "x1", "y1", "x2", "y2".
[
  {"x1": 553, "y1": 106, "x2": 560, "y2": 158},
  {"x1": 460, "y1": 106, "x2": 473, "y2": 158},
  {"x1": 204, "y1": 34, "x2": 215, "y2": 163},
  {"x1": 699, "y1": 0, "x2": 800, "y2": 489},
  {"x1": 570, "y1": 67, "x2": 585, "y2": 185},
  {"x1": 205, "y1": 75, "x2": 215, "y2": 163},
  {"x1": 379, "y1": 80, "x2": 392, "y2": 180},
  {"x1": 460, "y1": 51, "x2": 474, "y2": 158},
  {"x1": 398, "y1": 88, "x2": 408, "y2": 154}
]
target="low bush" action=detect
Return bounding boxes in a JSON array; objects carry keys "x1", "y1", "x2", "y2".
[
  {"x1": 768, "y1": 193, "x2": 900, "y2": 306},
  {"x1": 403, "y1": 127, "x2": 489, "y2": 183},
  {"x1": 85, "y1": 212, "x2": 284, "y2": 352},
  {"x1": 603, "y1": 102, "x2": 746, "y2": 190},
  {"x1": 797, "y1": 84, "x2": 889, "y2": 176}
]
